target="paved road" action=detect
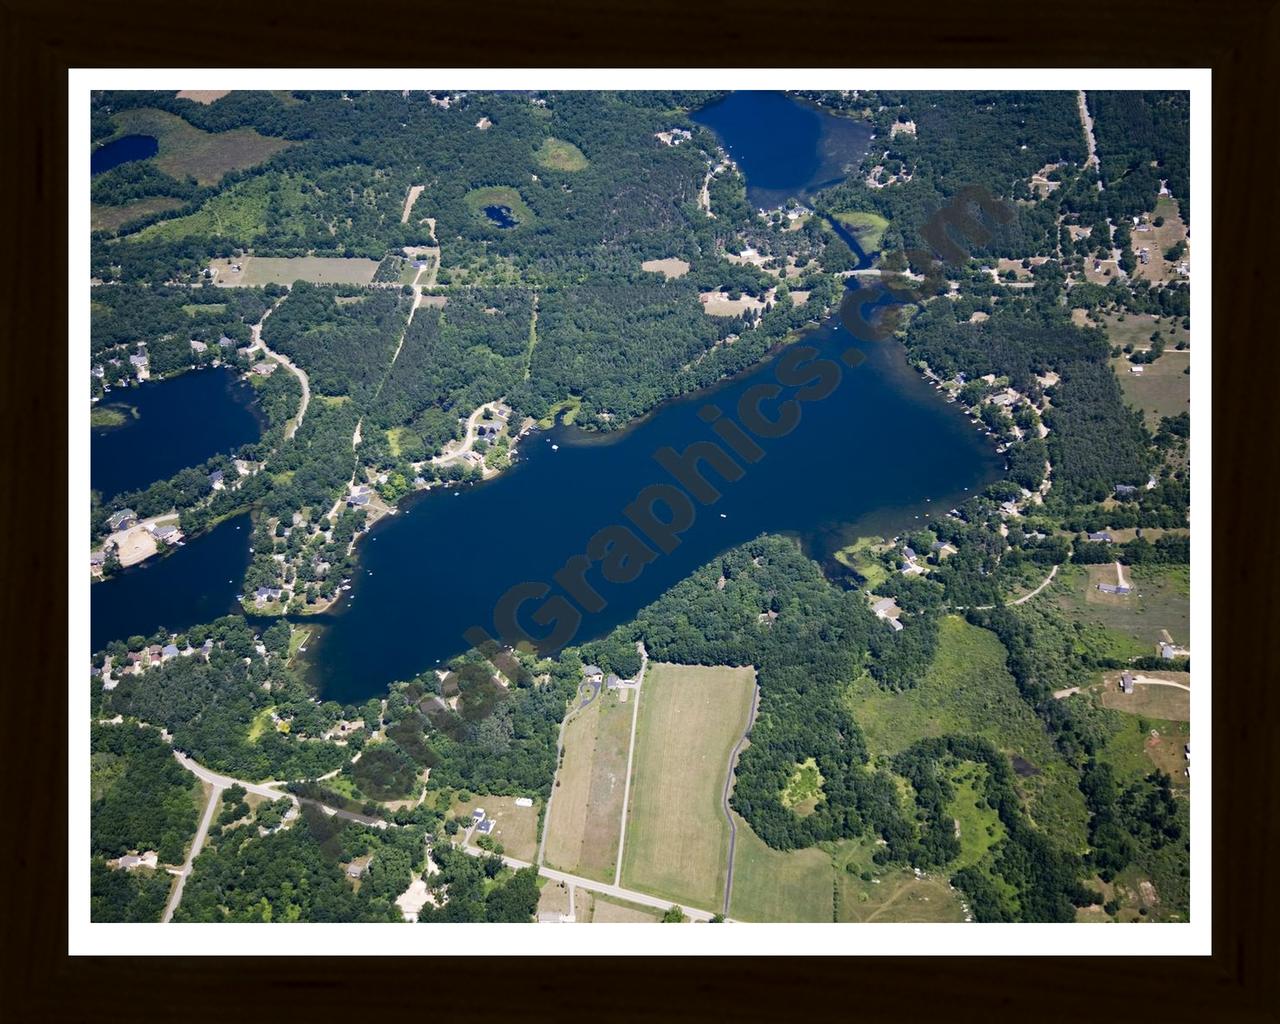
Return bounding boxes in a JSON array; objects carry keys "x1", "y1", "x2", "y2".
[
  {"x1": 162, "y1": 779, "x2": 222, "y2": 923},
  {"x1": 461, "y1": 844, "x2": 724, "y2": 922},
  {"x1": 613, "y1": 642, "x2": 648, "y2": 887},
  {"x1": 719, "y1": 681, "x2": 760, "y2": 916},
  {"x1": 173, "y1": 750, "x2": 290, "y2": 801},
  {"x1": 433, "y1": 402, "x2": 501, "y2": 466}
]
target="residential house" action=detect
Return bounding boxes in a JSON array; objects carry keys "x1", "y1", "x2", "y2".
[
  {"x1": 253, "y1": 587, "x2": 283, "y2": 605},
  {"x1": 605, "y1": 673, "x2": 622, "y2": 690},
  {"x1": 1097, "y1": 582, "x2": 1131, "y2": 595},
  {"x1": 1114, "y1": 484, "x2": 1137, "y2": 498},
  {"x1": 161, "y1": 643, "x2": 179, "y2": 661},
  {"x1": 471, "y1": 808, "x2": 487, "y2": 824},
  {"x1": 107, "y1": 508, "x2": 138, "y2": 532},
  {"x1": 581, "y1": 665, "x2": 603, "y2": 684},
  {"x1": 251, "y1": 361, "x2": 277, "y2": 376},
  {"x1": 209, "y1": 470, "x2": 225, "y2": 490},
  {"x1": 475, "y1": 819, "x2": 496, "y2": 835},
  {"x1": 151, "y1": 524, "x2": 180, "y2": 544},
  {"x1": 1087, "y1": 532, "x2": 1113, "y2": 543},
  {"x1": 1120, "y1": 671, "x2": 1135, "y2": 694}
]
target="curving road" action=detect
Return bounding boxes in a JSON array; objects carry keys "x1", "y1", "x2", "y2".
[{"x1": 253, "y1": 299, "x2": 310, "y2": 441}]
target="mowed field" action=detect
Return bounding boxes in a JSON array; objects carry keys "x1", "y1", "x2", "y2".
[
  {"x1": 728, "y1": 811, "x2": 833, "y2": 921},
  {"x1": 451, "y1": 794, "x2": 540, "y2": 862},
  {"x1": 1099, "y1": 671, "x2": 1190, "y2": 721},
  {"x1": 210, "y1": 256, "x2": 381, "y2": 287},
  {"x1": 1052, "y1": 564, "x2": 1191, "y2": 657},
  {"x1": 1110, "y1": 348, "x2": 1191, "y2": 429},
  {"x1": 543, "y1": 689, "x2": 635, "y2": 882},
  {"x1": 106, "y1": 107, "x2": 291, "y2": 186},
  {"x1": 620, "y1": 663, "x2": 756, "y2": 910}
]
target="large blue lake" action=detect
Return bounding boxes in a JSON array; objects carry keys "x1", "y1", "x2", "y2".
[{"x1": 90, "y1": 92, "x2": 1001, "y2": 704}]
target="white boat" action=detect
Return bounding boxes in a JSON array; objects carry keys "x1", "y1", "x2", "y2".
[
  {"x1": 551, "y1": 444, "x2": 559, "y2": 451},
  {"x1": 720, "y1": 513, "x2": 727, "y2": 518}
]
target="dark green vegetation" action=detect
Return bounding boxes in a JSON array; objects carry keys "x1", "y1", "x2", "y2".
[
  {"x1": 90, "y1": 723, "x2": 201, "y2": 922},
  {"x1": 1089, "y1": 92, "x2": 1190, "y2": 222},
  {"x1": 97, "y1": 616, "x2": 347, "y2": 781}
]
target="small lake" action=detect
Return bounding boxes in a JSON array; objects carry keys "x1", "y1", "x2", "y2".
[
  {"x1": 693, "y1": 91, "x2": 874, "y2": 210},
  {"x1": 91, "y1": 513, "x2": 252, "y2": 651},
  {"x1": 92, "y1": 367, "x2": 262, "y2": 501},
  {"x1": 483, "y1": 205, "x2": 518, "y2": 228},
  {"x1": 92, "y1": 134, "x2": 159, "y2": 175}
]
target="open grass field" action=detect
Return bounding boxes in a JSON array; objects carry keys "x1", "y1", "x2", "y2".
[
  {"x1": 1052, "y1": 564, "x2": 1190, "y2": 657},
  {"x1": 1111, "y1": 348, "x2": 1191, "y2": 430},
  {"x1": 834, "y1": 535, "x2": 892, "y2": 589},
  {"x1": 534, "y1": 137, "x2": 589, "y2": 172},
  {"x1": 451, "y1": 794, "x2": 541, "y2": 862},
  {"x1": 944, "y1": 762, "x2": 1006, "y2": 870},
  {"x1": 463, "y1": 186, "x2": 534, "y2": 227},
  {"x1": 1099, "y1": 714, "x2": 1190, "y2": 792},
  {"x1": 832, "y1": 210, "x2": 889, "y2": 251},
  {"x1": 544, "y1": 690, "x2": 635, "y2": 882},
  {"x1": 92, "y1": 196, "x2": 186, "y2": 233},
  {"x1": 620, "y1": 663, "x2": 756, "y2": 910},
  {"x1": 176, "y1": 90, "x2": 231, "y2": 105},
  {"x1": 105, "y1": 107, "x2": 291, "y2": 186},
  {"x1": 845, "y1": 616, "x2": 1089, "y2": 853},
  {"x1": 1100, "y1": 671, "x2": 1190, "y2": 721},
  {"x1": 780, "y1": 757, "x2": 824, "y2": 817},
  {"x1": 209, "y1": 256, "x2": 381, "y2": 287},
  {"x1": 831, "y1": 836, "x2": 967, "y2": 922},
  {"x1": 728, "y1": 812, "x2": 833, "y2": 921}
]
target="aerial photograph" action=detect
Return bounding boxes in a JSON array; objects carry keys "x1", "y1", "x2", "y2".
[{"x1": 82, "y1": 83, "x2": 1196, "y2": 932}]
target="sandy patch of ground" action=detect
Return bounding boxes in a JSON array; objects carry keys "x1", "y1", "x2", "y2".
[
  {"x1": 640, "y1": 258, "x2": 690, "y2": 279},
  {"x1": 401, "y1": 185, "x2": 425, "y2": 225},
  {"x1": 418, "y1": 294, "x2": 448, "y2": 308},
  {"x1": 789, "y1": 290, "x2": 810, "y2": 306},
  {"x1": 699, "y1": 287, "x2": 776, "y2": 317},
  {"x1": 968, "y1": 311, "x2": 989, "y2": 323},
  {"x1": 177, "y1": 90, "x2": 231, "y2": 104}
]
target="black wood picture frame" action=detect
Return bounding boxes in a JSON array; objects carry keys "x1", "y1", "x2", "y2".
[{"x1": 2, "y1": 1, "x2": 1274, "y2": 1018}]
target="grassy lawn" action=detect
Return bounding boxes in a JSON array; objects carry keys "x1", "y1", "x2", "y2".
[
  {"x1": 832, "y1": 210, "x2": 889, "y2": 251},
  {"x1": 845, "y1": 616, "x2": 1089, "y2": 853},
  {"x1": 91, "y1": 196, "x2": 185, "y2": 233},
  {"x1": 1099, "y1": 671, "x2": 1190, "y2": 721},
  {"x1": 452, "y1": 794, "x2": 541, "y2": 862},
  {"x1": 833, "y1": 535, "x2": 891, "y2": 589},
  {"x1": 728, "y1": 812, "x2": 833, "y2": 921},
  {"x1": 1111, "y1": 348, "x2": 1190, "y2": 430},
  {"x1": 1052, "y1": 564, "x2": 1190, "y2": 657},
  {"x1": 537, "y1": 396, "x2": 582, "y2": 428},
  {"x1": 586, "y1": 892, "x2": 662, "y2": 922},
  {"x1": 544, "y1": 689, "x2": 635, "y2": 882},
  {"x1": 463, "y1": 186, "x2": 534, "y2": 228},
  {"x1": 182, "y1": 302, "x2": 226, "y2": 316},
  {"x1": 105, "y1": 107, "x2": 291, "y2": 186},
  {"x1": 534, "y1": 137, "x2": 589, "y2": 172},
  {"x1": 620, "y1": 663, "x2": 756, "y2": 911}
]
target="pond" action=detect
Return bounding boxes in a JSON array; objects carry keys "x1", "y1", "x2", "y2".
[
  {"x1": 483, "y1": 204, "x2": 519, "y2": 228},
  {"x1": 92, "y1": 134, "x2": 159, "y2": 176},
  {"x1": 92, "y1": 367, "x2": 263, "y2": 502}
]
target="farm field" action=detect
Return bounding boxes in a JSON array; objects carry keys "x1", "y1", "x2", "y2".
[
  {"x1": 543, "y1": 689, "x2": 635, "y2": 882},
  {"x1": 845, "y1": 616, "x2": 1088, "y2": 853},
  {"x1": 451, "y1": 794, "x2": 540, "y2": 862},
  {"x1": 105, "y1": 107, "x2": 291, "y2": 186},
  {"x1": 1052, "y1": 564, "x2": 1190, "y2": 657},
  {"x1": 584, "y1": 892, "x2": 662, "y2": 923},
  {"x1": 209, "y1": 256, "x2": 381, "y2": 287},
  {"x1": 620, "y1": 663, "x2": 756, "y2": 911}
]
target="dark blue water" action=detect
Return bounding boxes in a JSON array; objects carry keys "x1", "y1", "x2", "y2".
[
  {"x1": 308, "y1": 319, "x2": 1000, "y2": 702},
  {"x1": 92, "y1": 368, "x2": 262, "y2": 501},
  {"x1": 693, "y1": 92, "x2": 874, "y2": 210},
  {"x1": 92, "y1": 134, "x2": 159, "y2": 175},
  {"x1": 483, "y1": 205, "x2": 518, "y2": 228},
  {"x1": 90, "y1": 513, "x2": 252, "y2": 650}
]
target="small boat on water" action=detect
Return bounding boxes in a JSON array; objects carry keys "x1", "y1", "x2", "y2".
[
  {"x1": 551, "y1": 444, "x2": 559, "y2": 451},
  {"x1": 720, "y1": 513, "x2": 727, "y2": 518}
]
